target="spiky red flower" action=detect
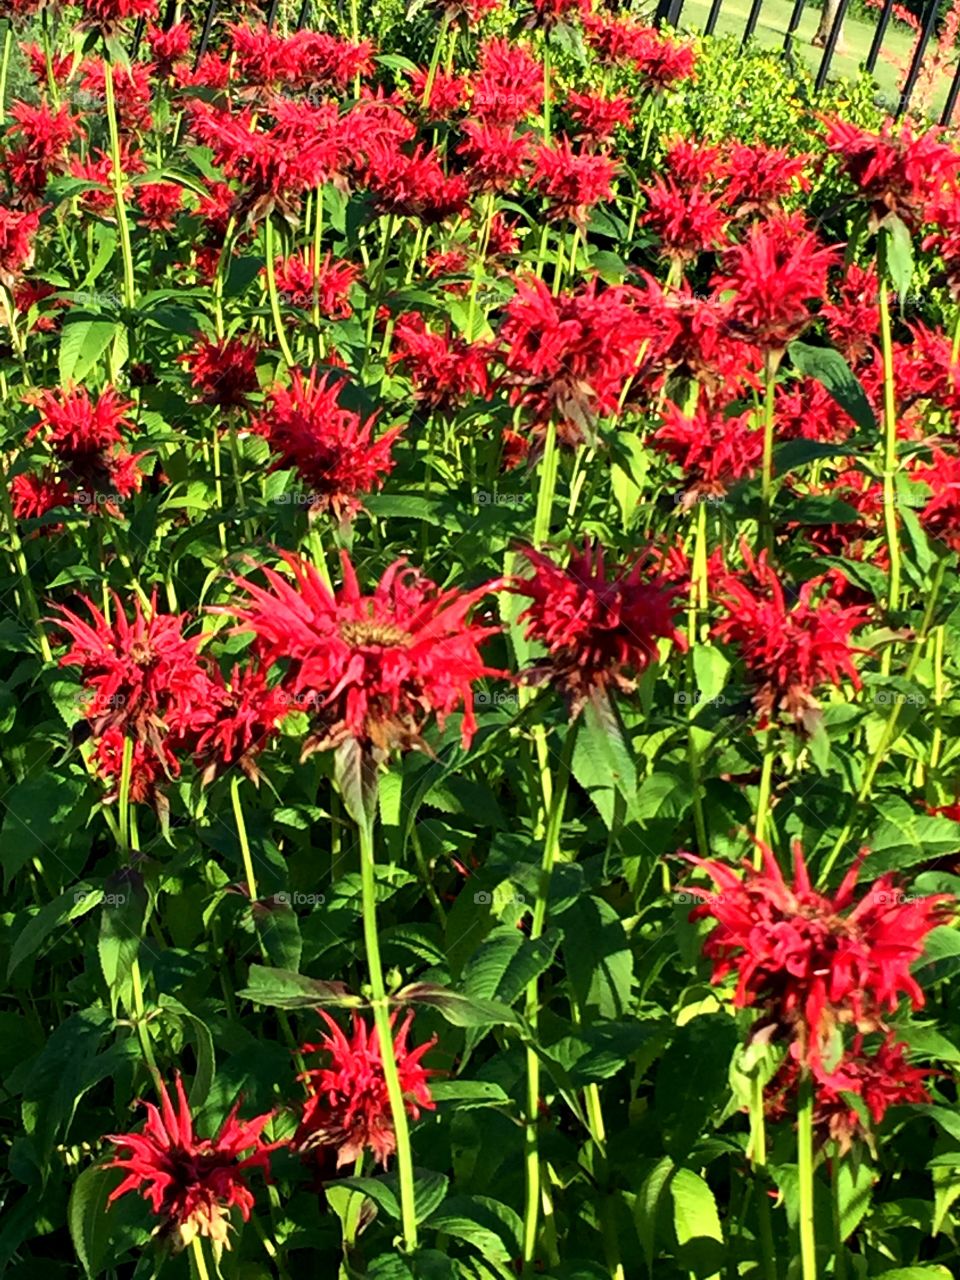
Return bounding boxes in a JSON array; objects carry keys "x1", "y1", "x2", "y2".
[
  {"x1": 178, "y1": 335, "x2": 261, "y2": 409},
  {"x1": 712, "y1": 542, "x2": 868, "y2": 728},
  {"x1": 566, "y1": 91, "x2": 632, "y2": 146},
  {"x1": 10, "y1": 469, "x2": 71, "y2": 522},
  {"x1": 27, "y1": 385, "x2": 135, "y2": 455},
  {"x1": 81, "y1": 0, "x2": 158, "y2": 29},
  {"x1": 682, "y1": 840, "x2": 953, "y2": 1066},
  {"x1": 823, "y1": 117, "x2": 960, "y2": 231},
  {"x1": 720, "y1": 143, "x2": 810, "y2": 217},
  {"x1": 531, "y1": 136, "x2": 617, "y2": 227},
  {"x1": 711, "y1": 212, "x2": 837, "y2": 350},
  {"x1": 652, "y1": 396, "x2": 763, "y2": 500},
  {"x1": 52, "y1": 593, "x2": 213, "y2": 755},
  {"x1": 911, "y1": 448, "x2": 960, "y2": 553},
  {"x1": 0, "y1": 205, "x2": 41, "y2": 281},
  {"x1": 456, "y1": 121, "x2": 531, "y2": 192},
  {"x1": 295, "y1": 1011, "x2": 436, "y2": 1167},
  {"x1": 136, "y1": 182, "x2": 184, "y2": 232},
  {"x1": 226, "y1": 551, "x2": 501, "y2": 754},
  {"x1": 4, "y1": 101, "x2": 76, "y2": 201},
  {"x1": 364, "y1": 141, "x2": 469, "y2": 222},
  {"x1": 471, "y1": 37, "x2": 543, "y2": 125},
  {"x1": 106, "y1": 1074, "x2": 273, "y2": 1249},
  {"x1": 147, "y1": 21, "x2": 192, "y2": 77},
  {"x1": 766, "y1": 1035, "x2": 935, "y2": 1153},
  {"x1": 820, "y1": 261, "x2": 880, "y2": 364},
  {"x1": 190, "y1": 664, "x2": 289, "y2": 784},
  {"x1": 253, "y1": 369, "x2": 400, "y2": 521},
  {"x1": 390, "y1": 312, "x2": 491, "y2": 411},
  {"x1": 513, "y1": 541, "x2": 686, "y2": 710},
  {"x1": 640, "y1": 176, "x2": 728, "y2": 263},
  {"x1": 271, "y1": 251, "x2": 359, "y2": 318}
]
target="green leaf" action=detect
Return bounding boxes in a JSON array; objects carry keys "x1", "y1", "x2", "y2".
[
  {"x1": 787, "y1": 342, "x2": 876, "y2": 433},
  {"x1": 428, "y1": 1080, "x2": 511, "y2": 1109},
  {"x1": 58, "y1": 318, "x2": 121, "y2": 384},
  {"x1": 339, "y1": 1171, "x2": 448, "y2": 1225},
  {"x1": 655, "y1": 1015, "x2": 739, "y2": 1158},
  {"x1": 881, "y1": 214, "x2": 914, "y2": 302},
  {"x1": 425, "y1": 1195, "x2": 523, "y2": 1265},
  {"x1": 635, "y1": 1157, "x2": 674, "y2": 1274},
  {"x1": 8, "y1": 884, "x2": 103, "y2": 978},
  {"x1": 670, "y1": 1168, "x2": 724, "y2": 1276},
  {"x1": 2, "y1": 773, "x2": 89, "y2": 886},
  {"x1": 158, "y1": 996, "x2": 216, "y2": 1110},
  {"x1": 98, "y1": 876, "x2": 146, "y2": 1013},
  {"x1": 835, "y1": 1155, "x2": 873, "y2": 1240},
  {"x1": 398, "y1": 982, "x2": 519, "y2": 1029},
  {"x1": 254, "y1": 899, "x2": 303, "y2": 973},
  {"x1": 236, "y1": 964, "x2": 361, "y2": 1010},
  {"x1": 334, "y1": 737, "x2": 379, "y2": 831},
  {"x1": 69, "y1": 1164, "x2": 120, "y2": 1278},
  {"x1": 558, "y1": 896, "x2": 632, "y2": 1018}
]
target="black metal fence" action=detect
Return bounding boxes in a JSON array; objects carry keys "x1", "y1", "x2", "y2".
[{"x1": 654, "y1": 0, "x2": 959, "y2": 124}]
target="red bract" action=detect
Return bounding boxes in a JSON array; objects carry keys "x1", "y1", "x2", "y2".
[
  {"x1": 472, "y1": 38, "x2": 542, "y2": 125},
  {"x1": 823, "y1": 117, "x2": 960, "y2": 231},
  {"x1": 711, "y1": 212, "x2": 837, "y2": 350},
  {"x1": 0, "y1": 205, "x2": 41, "y2": 281},
  {"x1": 720, "y1": 143, "x2": 810, "y2": 217},
  {"x1": 583, "y1": 16, "x2": 696, "y2": 85},
  {"x1": 640, "y1": 176, "x2": 728, "y2": 263},
  {"x1": 106, "y1": 1074, "x2": 273, "y2": 1249},
  {"x1": 565, "y1": 91, "x2": 632, "y2": 146},
  {"x1": 682, "y1": 840, "x2": 953, "y2": 1065},
  {"x1": 136, "y1": 182, "x2": 184, "y2": 232},
  {"x1": 513, "y1": 541, "x2": 686, "y2": 711},
  {"x1": 911, "y1": 448, "x2": 960, "y2": 553},
  {"x1": 27, "y1": 385, "x2": 134, "y2": 454},
  {"x1": 821, "y1": 261, "x2": 880, "y2": 364},
  {"x1": 147, "y1": 21, "x2": 192, "y2": 77},
  {"x1": 295, "y1": 1011, "x2": 436, "y2": 1167},
  {"x1": 499, "y1": 275, "x2": 646, "y2": 445},
  {"x1": 271, "y1": 250, "x2": 359, "y2": 318},
  {"x1": 190, "y1": 663, "x2": 289, "y2": 784},
  {"x1": 390, "y1": 312, "x2": 491, "y2": 411},
  {"x1": 52, "y1": 593, "x2": 212, "y2": 755},
  {"x1": 364, "y1": 141, "x2": 469, "y2": 222},
  {"x1": 226, "y1": 551, "x2": 501, "y2": 753},
  {"x1": 4, "y1": 101, "x2": 76, "y2": 201},
  {"x1": 652, "y1": 396, "x2": 763, "y2": 500},
  {"x1": 252, "y1": 369, "x2": 400, "y2": 521},
  {"x1": 456, "y1": 121, "x2": 531, "y2": 192},
  {"x1": 530, "y1": 136, "x2": 617, "y2": 226},
  {"x1": 712, "y1": 542, "x2": 868, "y2": 728},
  {"x1": 178, "y1": 334, "x2": 261, "y2": 409}
]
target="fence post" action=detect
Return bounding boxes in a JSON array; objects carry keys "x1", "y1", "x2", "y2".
[
  {"x1": 941, "y1": 58, "x2": 960, "y2": 126},
  {"x1": 814, "y1": 0, "x2": 850, "y2": 92},
  {"x1": 865, "y1": 0, "x2": 895, "y2": 74},
  {"x1": 782, "y1": 0, "x2": 807, "y2": 54},
  {"x1": 704, "y1": 0, "x2": 724, "y2": 35},
  {"x1": 896, "y1": 0, "x2": 941, "y2": 118},
  {"x1": 297, "y1": 0, "x2": 312, "y2": 30},
  {"x1": 741, "y1": 0, "x2": 765, "y2": 47},
  {"x1": 194, "y1": 0, "x2": 219, "y2": 68},
  {"x1": 654, "y1": 0, "x2": 687, "y2": 28}
]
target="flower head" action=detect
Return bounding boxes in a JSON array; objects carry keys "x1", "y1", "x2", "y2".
[
  {"x1": 513, "y1": 541, "x2": 685, "y2": 712},
  {"x1": 682, "y1": 840, "x2": 953, "y2": 1066},
  {"x1": 178, "y1": 335, "x2": 261, "y2": 409},
  {"x1": 295, "y1": 1011, "x2": 435, "y2": 1167},
  {"x1": 107, "y1": 1074, "x2": 273, "y2": 1249},
  {"x1": 226, "y1": 551, "x2": 502, "y2": 754}
]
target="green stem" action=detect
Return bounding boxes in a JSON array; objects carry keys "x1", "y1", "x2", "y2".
[
  {"x1": 542, "y1": 39, "x2": 551, "y2": 141},
  {"x1": 358, "y1": 813, "x2": 418, "y2": 1252},
  {"x1": 103, "y1": 60, "x2": 136, "y2": 314},
  {"x1": 189, "y1": 1236, "x2": 211, "y2": 1280},
  {"x1": 760, "y1": 349, "x2": 778, "y2": 552},
  {"x1": 749, "y1": 1074, "x2": 779, "y2": 1280},
  {"x1": 797, "y1": 1072, "x2": 817, "y2": 1280},
  {"x1": 878, "y1": 276, "x2": 901, "y2": 650},
  {"x1": 532, "y1": 419, "x2": 559, "y2": 549},
  {"x1": 754, "y1": 732, "x2": 776, "y2": 853},
  {"x1": 264, "y1": 218, "x2": 296, "y2": 367},
  {"x1": 522, "y1": 724, "x2": 577, "y2": 1275},
  {"x1": 831, "y1": 1155, "x2": 846, "y2": 1280},
  {"x1": 231, "y1": 775, "x2": 258, "y2": 902},
  {"x1": 0, "y1": 22, "x2": 12, "y2": 128}
]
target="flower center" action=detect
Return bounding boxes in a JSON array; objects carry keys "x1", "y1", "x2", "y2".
[{"x1": 338, "y1": 620, "x2": 411, "y2": 648}]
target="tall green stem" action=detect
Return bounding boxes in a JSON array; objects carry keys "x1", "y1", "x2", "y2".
[
  {"x1": 358, "y1": 813, "x2": 418, "y2": 1251},
  {"x1": 797, "y1": 1073, "x2": 817, "y2": 1280},
  {"x1": 231, "y1": 775, "x2": 259, "y2": 902},
  {"x1": 760, "y1": 350, "x2": 778, "y2": 552},
  {"x1": 878, "y1": 276, "x2": 901, "y2": 654},
  {"x1": 532, "y1": 419, "x2": 559, "y2": 549},
  {"x1": 522, "y1": 724, "x2": 576, "y2": 1275},
  {"x1": 0, "y1": 22, "x2": 12, "y2": 128},
  {"x1": 749, "y1": 1074, "x2": 779, "y2": 1280},
  {"x1": 103, "y1": 60, "x2": 136, "y2": 314},
  {"x1": 264, "y1": 218, "x2": 296, "y2": 367}
]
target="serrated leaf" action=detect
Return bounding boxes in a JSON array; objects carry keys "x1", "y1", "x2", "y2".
[
  {"x1": 787, "y1": 342, "x2": 876, "y2": 432},
  {"x1": 236, "y1": 964, "x2": 360, "y2": 1010}
]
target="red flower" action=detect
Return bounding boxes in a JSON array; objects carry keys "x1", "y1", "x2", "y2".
[
  {"x1": 513, "y1": 541, "x2": 686, "y2": 710},
  {"x1": 4, "y1": 101, "x2": 76, "y2": 201},
  {"x1": 823, "y1": 116, "x2": 960, "y2": 231},
  {"x1": 136, "y1": 182, "x2": 184, "y2": 232},
  {"x1": 411, "y1": 68, "x2": 468, "y2": 120},
  {"x1": 566, "y1": 91, "x2": 632, "y2": 146},
  {"x1": 711, "y1": 212, "x2": 837, "y2": 350},
  {"x1": 27, "y1": 385, "x2": 134, "y2": 455},
  {"x1": 52, "y1": 593, "x2": 212, "y2": 756},
  {"x1": 584, "y1": 18, "x2": 695, "y2": 86},
  {"x1": 147, "y1": 21, "x2": 192, "y2": 77},
  {"x1": 820, "y1": 261, "x2": 879, "y2": 364},
  {"x1": 0, "y1": 205, "x2": 41, "y2": 281},
  {"x1": 94, "y1": 726, "x2": 179, "y2": 805},
  {"x1": 106, "y1": 1074, "x2": 273, "y2": 1249},
  {"x1": 720, "y1": 143, "x2": 810, "y2": 217},
  {"x1": 253, "y1": 369, "x2": 400, "y2": 521},
  {"x1": 712, "y1": 542, "x2": 868, "y2": 727},
  {"x1": 364, "y1": 141, "x2": 469, "y2": 223},
  {"x1": 531, "y1": 136, "x2": 617, "y2": 227},
  {"x1": 456, "y1": 121, "x2": 531, "y2": 193},
  {"x1": 10, "y1": 469, "x2": 71, "y2": 523},
  {"x1": 471, "y1": 38, "x2": 543, "y2": 125},
  {"x1": 178, "y1": 335, "x2": 261, "y2": 409},
  {"x1": 499, "y1": 275, "x2": 647, "y2": 445},
  {"x1": 190, "y1": 663, "x2": 289, "y2": 784},
  {"x1": 295, "y1": 1011, "x2": 436, "y2": 1168},
  {"x1": 390, "y1": 312, "x2": 491, "y2": 411},
  {"x1": 911, "y1": 448, "x2": 960, "y2": 553},
  {"x1": 271, "y1": 250, "x2": 359, "y2": 318},
  {"x1": 226, "y1": 550, "x2": 501, "y2": 754},
  {"x1": 652, "y1": 396, "x2": 763, "y2": 500},
  {"x1": 81, "y1": 0, "x2": 157, "y2": 30},
  {"x1": 682, "y1": 840, "x2": 953, "y2": 1065},
  {"x1": 640, "y1": 176, "x2": 728, "y2": 263}
]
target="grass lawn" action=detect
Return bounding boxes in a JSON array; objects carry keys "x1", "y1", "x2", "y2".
[{"x1": 679, "y1": 0, "x2": 957, "y2": 119}]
